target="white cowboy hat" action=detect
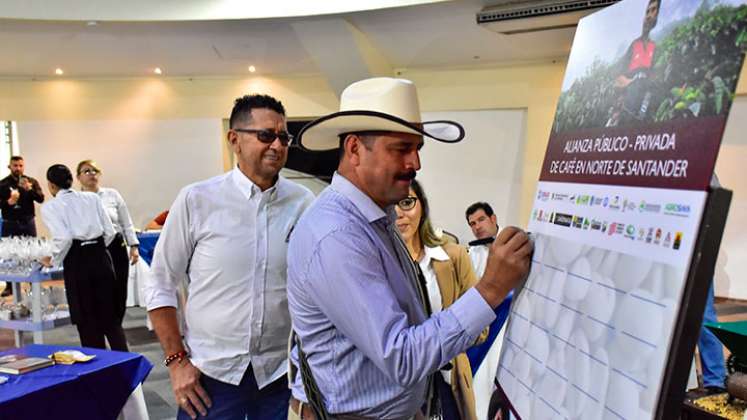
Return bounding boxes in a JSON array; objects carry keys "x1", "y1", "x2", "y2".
[{"x1": 297, "y1": 77, "x2": 465, "y2": 151}]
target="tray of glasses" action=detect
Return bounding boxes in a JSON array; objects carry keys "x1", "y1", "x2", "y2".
[{"x1": 0, "y1": 237, "x2": 59, "y2": 282}]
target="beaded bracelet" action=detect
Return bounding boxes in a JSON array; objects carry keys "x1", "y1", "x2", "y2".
[{"x1": 163, "y1": 350, "x2": 189, "y2": 367}]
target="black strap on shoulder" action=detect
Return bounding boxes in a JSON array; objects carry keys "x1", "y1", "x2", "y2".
[{"x1": 293, "y1": 330, "x2": 331, "y2": 420}]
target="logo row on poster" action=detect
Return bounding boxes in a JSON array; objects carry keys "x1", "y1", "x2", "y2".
[
  {"x1": 532, "y1": 208, "x2": 684, "y2": 251},
  {"x1": 536, "y1": 190, "x2": 691, "y2": 217}
]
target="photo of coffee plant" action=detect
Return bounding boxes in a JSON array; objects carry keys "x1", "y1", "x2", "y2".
[{"x1": 552, "y1": 1, "x2": 747, "y2": 134}]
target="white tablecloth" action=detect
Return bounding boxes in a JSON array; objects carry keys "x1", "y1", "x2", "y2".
[{"x1": 118, "y1": 384, "x2": 150, "y2": 420}]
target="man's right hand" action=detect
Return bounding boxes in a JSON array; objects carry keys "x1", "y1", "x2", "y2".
[
  {"x1": 475, "y1": 226, "x2": 533, "y2": 308},
  {"x1": 168, "y1": 358, "x2": 212, "y2": 419},
  {"x1": 7, "y1": 189, "x2": 19, "y2": 206},
  {"x1": 615, "y1": 75, "x2": 633, "y2": 88}
]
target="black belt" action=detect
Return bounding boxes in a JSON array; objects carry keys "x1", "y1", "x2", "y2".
[
  {"x1": 71, "y1": 236, "x2": 105, "y2": 247},
  {"x1": 2, "y1": 217, "x2": 35, "y2": 225}
]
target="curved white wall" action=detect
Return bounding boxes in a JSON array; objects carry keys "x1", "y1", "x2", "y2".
[{"x1": 18, "y1": 118, "x2": 224, "y2": 233}]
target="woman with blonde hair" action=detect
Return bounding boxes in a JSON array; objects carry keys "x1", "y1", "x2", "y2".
[
  {"x1": 395, "y1": 179, "x2": 486, "y2": 420},
  {"x1": 77, "y1": 160, "x2": 138, "y2": 343}
]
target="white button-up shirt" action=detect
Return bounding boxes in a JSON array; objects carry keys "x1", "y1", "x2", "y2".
[
  {"x1": 417, "y1": 245, "x2": 449, "y2": 314},
  {"x1": 144, "y1": 167, "x2": 314, "y2": 387},
  {"x1": 468, "y1": 244, "x2": 489, "y2": 278},
  {"x1": 41, "y1": 189, "x2": 116, "y2": 266},
  {"x1": 418, "y1": 244, "x2": 452, "y2": 384},
  {"x1": 96, "y1": 187, "x2": 139, "y2": 246}
]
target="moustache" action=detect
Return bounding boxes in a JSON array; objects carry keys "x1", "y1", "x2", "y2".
[{"x1": 395, "y1": 171, "x2": 416, "y2": 181}]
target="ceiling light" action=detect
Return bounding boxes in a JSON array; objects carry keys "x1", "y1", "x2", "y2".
[
  {"x1": 248, "y1": 65, "x2": 256, "y2": 73},
  {"x1": 154, "y1": 67, "x2": 163, "y2": 75},
  {"x1": 54, "y1": 68, "x2": 64, "y2": 76}
]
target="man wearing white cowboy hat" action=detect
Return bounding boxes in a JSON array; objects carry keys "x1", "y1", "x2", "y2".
[{"x1": 286, "y1": 77, "x2": 532, "y2": 419}]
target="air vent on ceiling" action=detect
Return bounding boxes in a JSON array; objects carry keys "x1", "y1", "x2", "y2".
[{"x1": 477, "y1": 0, "x2": 619, "y2": 34}]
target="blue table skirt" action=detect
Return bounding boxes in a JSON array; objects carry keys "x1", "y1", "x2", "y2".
[
  {"x1": 137, "y1": 232, "x2": 160, "y2": 266},
  {"x1": 0, "y1": 344, "x2": 152, "y2": 419}
]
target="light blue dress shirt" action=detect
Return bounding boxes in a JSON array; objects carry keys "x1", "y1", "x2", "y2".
[{"x1": 287, "y1": 173, "x2": 496, "y2": 419}]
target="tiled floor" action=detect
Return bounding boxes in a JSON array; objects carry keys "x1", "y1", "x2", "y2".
[
  {"x1": 710, "y1": 298, "x2": 747, "y2": 362},
  {"x1": 2, "y1": 299, "x2": 747, "y2": 419},
  {"x1": 713, "y1": 298, "x2": 747, "y2": 322}
]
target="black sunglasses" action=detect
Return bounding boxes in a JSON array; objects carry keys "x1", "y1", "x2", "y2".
[
  {"x1": 234, "y1": 128, "x2": 294, "y2": 146},
  {"x1": 397, "y1": 196, "x2": 418, "y2": 210}
]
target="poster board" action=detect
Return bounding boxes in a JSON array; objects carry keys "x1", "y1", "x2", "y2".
[{"x1": 495, "y1": 0, "x2": 747, "y2": 419}]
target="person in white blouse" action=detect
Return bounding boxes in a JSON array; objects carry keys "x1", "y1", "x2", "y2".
[
  {"x1": 40, "y1": 164, "x2": 128, "y2": 351},
  {"x1": 76, "y1": 159, "x2": 139, "y2": 331},
  {"x1": 395, "y1": 179, "x2": 487, "y2": 420},
  {"x1": 144, "y1": 94, "x2": 314, "y2": 420}
]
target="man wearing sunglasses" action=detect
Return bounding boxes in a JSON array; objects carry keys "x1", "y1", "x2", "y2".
[
  {"x1": 286, "y1": 77, "x2": 532, "y2": 419},
  {"x1": 145, "y1": 94, "x2": 314, "y2": 420}
]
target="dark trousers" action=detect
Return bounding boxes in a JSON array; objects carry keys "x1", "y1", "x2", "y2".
[
  {"x1": 1, "y1": 217, "x2": 37, "y2": 238},
  {"x1": 177, "y1": 366, "x2": 290, "y2": 420},
  {"x1": 435, "y1": 374, "x2": 460, "y2": 420},
  {"x1": 64, "y1": 237, "x2": 128, "y2": 351},
  {"x1": 107, "y1": 233, "x2": 129, "y2": 321},
  {"x1": 76, "y1": 322, "x2": 129, "y2": 351}
]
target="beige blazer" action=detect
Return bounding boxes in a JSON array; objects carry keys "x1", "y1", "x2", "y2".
[{"x1": 431, "y1": 242, "x2": 489, "y2": 420}]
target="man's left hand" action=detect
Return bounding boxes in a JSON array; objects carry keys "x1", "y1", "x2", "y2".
[
  {"x1": 129, "y1": 246, "x2": 139, "y2": 265},
  {"x1": 18, "y1": 178, "x2": 32, "y2": 191}
]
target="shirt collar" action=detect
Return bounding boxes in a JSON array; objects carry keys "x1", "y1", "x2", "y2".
[
  {"x1": 231, "y1": 166, "x2": 281, "y2": 201},
  {"x1": 57, "y1": 188, "x2": 73, "y2": 197},
  {"x1": 422, "y1": 245, "x2": 449, "y2": 265},
  {"x1": 331, "y1": 172, "x2": 388, "y2": 224}
]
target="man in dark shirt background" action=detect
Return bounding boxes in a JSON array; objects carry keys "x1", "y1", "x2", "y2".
[{"x1": 0, "y1": 155, "x2": 44, "y2": 296}]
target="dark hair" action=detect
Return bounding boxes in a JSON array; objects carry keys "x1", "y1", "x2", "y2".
[
  {"x1": 10, "y1": 156, "x2": 23, "y2": 162},
  {"x1": 646, "y1": 0, "x2": 660, "y2": 26},
  {"x1": 47, "y1": 164, "x2": 73, "y2": 189},
  {"x1": 229, "y1": 94, "x2": 286, "y2": 129},
  {"x1": 465, "y1": 201, "x2": 494, "y2": 221},
  {"x1": 410, "y1": 179, "x2": 446, "y2": 247}
]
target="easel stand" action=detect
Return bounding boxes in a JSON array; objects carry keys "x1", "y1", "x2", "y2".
[{"x1": 657, "y1": 187, "x2": 732, "y2": 419}]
